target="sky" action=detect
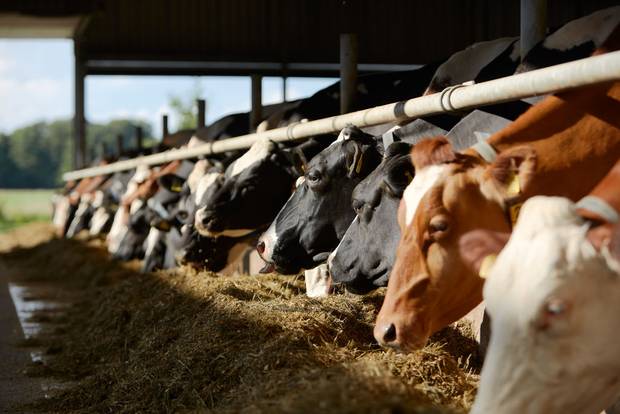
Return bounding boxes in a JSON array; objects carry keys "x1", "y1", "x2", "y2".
[{"x1": 0, "y1": 39, "x2": 336, "y2": 136}]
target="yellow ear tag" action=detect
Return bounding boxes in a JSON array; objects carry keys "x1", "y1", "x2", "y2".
[
  {"x1": 509, "y1": 202, "x2": 523, "y2": 227},
  {"x1": 355, "y1": 152, "x2": 364, "y2": 174},
  {"x1": 506, "y1": 171, "x2": 521, "y2": 196},
  {"x1": 171, "y1": 184, "x2": 182, "y2": 193},
  {"x1": 404, "y1": 171, "x2": 414, "y2": 183},
  {"x1": 479, "y1": 254, "x2": 497, "y2": 279}
]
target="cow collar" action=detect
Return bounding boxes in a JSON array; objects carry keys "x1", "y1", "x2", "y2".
[{"x1": 576, "y1": 196, "x2": 620, "y2": 224}]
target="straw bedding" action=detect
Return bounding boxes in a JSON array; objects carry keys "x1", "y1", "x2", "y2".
[{"x1": 0, "y1": 224, "x2": 480, "y2": 414}]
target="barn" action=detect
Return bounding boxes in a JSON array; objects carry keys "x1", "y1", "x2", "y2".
[{"x1": 0, "y1": 0, "x2": 619, "y2": 412}]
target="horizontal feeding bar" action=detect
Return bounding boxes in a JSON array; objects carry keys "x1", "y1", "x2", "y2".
[{"x1": 63, "y1": 51, "x2": 620, "y2": 181}]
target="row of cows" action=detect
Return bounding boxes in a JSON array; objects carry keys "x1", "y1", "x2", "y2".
[{"x1": 53, "y1": 7, "x2": 620, "y2": 413}]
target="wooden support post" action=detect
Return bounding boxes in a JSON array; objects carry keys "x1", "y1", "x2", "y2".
[
  {"x1": 250, "y1": 74, "x2": 262, "y2": 131},
  {"x1": 135, "y1": 126, "x2": 143, "y2": 151},
  {"x1": 282, "y1": 76, "x2": 287, "y2": 102},
  {"x1": 100, "y1": 141, "x2": 107, "y2": 159},
  {"x1": 340, "y1": 33, "x2": 358, "y2": 114},
  {"x1": 116, "y1": 134, "x2": 123, "y2": 156},
  {"x1": 197, "y1": 99, "x2": 206, "y2": 128},
  {"x1": 73, "y1": 57, "x2": 86, "y2": 168},
  {"x1": 520, "y1": 0, "x2": 547, "y2": 60},
  {"x1": 162, "y1": 114, "x2": 169, "y2": 138}
]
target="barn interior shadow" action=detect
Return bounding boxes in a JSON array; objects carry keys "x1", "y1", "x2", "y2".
[{"x1": 0, "y1": 234, "x2": 479, "y2": 414}]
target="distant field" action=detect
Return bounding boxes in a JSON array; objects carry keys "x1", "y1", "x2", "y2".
[{"x1": 0, "y1": 189, "x2": 55, "y2": 232}]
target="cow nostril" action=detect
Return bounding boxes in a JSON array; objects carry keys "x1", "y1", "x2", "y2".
[
  {"x1": 257, "y1": 240, "x2": 265, "y2": 255},
  {"x1": 382, "y1": 323, "x2": 397, "y2": 343}
]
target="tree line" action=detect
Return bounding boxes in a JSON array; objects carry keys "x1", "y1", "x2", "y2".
[{"x1": 0, "y1": 119, "x2": 154, "y2": 188}]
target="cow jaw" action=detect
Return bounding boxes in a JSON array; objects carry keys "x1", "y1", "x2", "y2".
[{"x1": 473, "y1": 197, "x2": 620, "y2": 414}]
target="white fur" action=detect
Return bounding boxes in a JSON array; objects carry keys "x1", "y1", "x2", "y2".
[
  {"x1": 229, "y1": 139, "x2": 274, "y2": 177},
  {"x1": 304, "y1": 263, "x2": 332, "y2": 298},
  {"x1": 164, "y1": 227, "x2": 183, "y2": 268},
  {"x1": 543, "y1": 6, "x2": 620, "y2": 52},
  {"x1": 195, "y1": 172, "x2": 222, "y2": 206},
  {"x1": 52, "y1": 196, "x2": 70, "y2": 233},
  {"x1": 107, "y1": 165, "x2": 151, "y2": 254},
  {"x1": 402, "y1": 165, "x2": 448, "y2": 226},
  {"x1": 328, "y1": 217, "x2": 357, "y2": 271},
  {"x1": 472, "y1": 196, "x2": 620, "y2": 414},
  {"x1": 66, "y1": 200, "x2": 89, "y2": 237},
  {"x1": 186, "y1": 160, "x2": 210, "y2": 194},
  {"x1": 144, "y1": 228, "x2": 163, "y2": 261},
  {"x1": 89, "y1": 207, "x2": 111, "y2": 236}
]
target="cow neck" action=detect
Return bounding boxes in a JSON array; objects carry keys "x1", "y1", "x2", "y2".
[
  {"x1": 576, "y1": 159, "x2": 620, "y2": 225},
  {"x1": 466, "y1": 81, "x2": 620, "y2": 227}
]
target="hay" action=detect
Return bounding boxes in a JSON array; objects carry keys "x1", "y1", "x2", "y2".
[{"x1": 0, "y1": 224, "x2": 479, "y2": 414}]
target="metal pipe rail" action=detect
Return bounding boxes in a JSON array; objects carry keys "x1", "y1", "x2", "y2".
[{"x1": 63, "y1": 51, "x2": 620, "y2": 181}]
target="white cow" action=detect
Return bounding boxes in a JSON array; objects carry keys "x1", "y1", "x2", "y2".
[{"x1": 469, "y1": 196, "x2": 620, "y2": 414}]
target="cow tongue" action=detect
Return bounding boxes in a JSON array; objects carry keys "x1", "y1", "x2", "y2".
[{"x1": 259, "y1": 262, "x2": 276, "y2": 274}]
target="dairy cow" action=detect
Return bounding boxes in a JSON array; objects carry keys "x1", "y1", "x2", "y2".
[
  {"x1": 463, "y1": 158, "x2": 620, "y2": 413},
  {"x1": 195, "y1": 137, "x2": 331, "y2": 239},
  {"x1": 516, "y1": 6, "x2": 620, "y2": 74},
  {"x1": 329, "y1": 111, "x2": 511, "y2": 293},
  {"x1": 257, "y1": 126, "x2": 383, "y2": 274},
  {"x1": 373, "y1": 69, "x2": 620, "y2": 351}
]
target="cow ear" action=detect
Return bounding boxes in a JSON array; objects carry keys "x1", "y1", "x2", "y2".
[
  {"x1": 410, "y1": 136, "x2": 457, "y2": 170},
  {"x1": 158, "y1": 174, "x2": 185, "y2": 193},
  {"x1": 488, "y1": 146, "x2": 537, "y2": 198},
  {"x1": 587, "y1": 222, "x2": 620, "y2": 267},
  {"x1": 459, "y1": 229, "x2": 511, "y2": 278}
]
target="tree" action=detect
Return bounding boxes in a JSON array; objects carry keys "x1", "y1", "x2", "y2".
[{"x1": 168, "y1": 80, "x2": 205, "y2": 130}]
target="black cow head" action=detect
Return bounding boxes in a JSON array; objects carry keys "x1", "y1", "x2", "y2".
[
  {"x1": 328, "y1": 142, "x2": 414, "y2": 293},
  {"x1": 194, "y1": 138, "x2": 329, "y2": 239},
  {"x1": 257, "y1": 125, "x2": 383, "y2": 274},
  {"x1": 113, "y1": 200, "x2": 151, "y2": 261}
]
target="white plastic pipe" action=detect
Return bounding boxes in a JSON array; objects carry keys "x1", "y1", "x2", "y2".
[{"x1": 63, "y1": 51, "x2": 620, "y2": 181}]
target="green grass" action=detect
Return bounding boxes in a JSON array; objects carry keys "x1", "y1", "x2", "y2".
[{"x1": 0, "y1": 189, "x2": 55, "y2": 232}]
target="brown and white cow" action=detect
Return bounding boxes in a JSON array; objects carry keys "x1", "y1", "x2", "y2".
[
  {"x1": 374, "y1": 74, "x2": 620, "y2": 351},
  {"x1": 463, "y1": 158, "x2": 620, "y2": 414}
]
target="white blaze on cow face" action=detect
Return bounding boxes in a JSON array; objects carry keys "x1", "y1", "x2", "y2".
[
  {"x1": 52, "y1": 195, "x2": 71, "y2": 234},
  {"x1": 472, "y1": 196, "x2": 620, "y2": 414},
  {"x1": 186, "y1": 159, "x2": 211, "y2": 195},
  {"x1": 164, "y1": 227, "x2": 183, "y2": 269},
  {"x1": 144, "y1": 227, "x2": 164, "y2": 261},
  {"x1": 229, "y1": 139, "x2": 275, "y2": 177},
  {"x1": 89, "y1": 207, "x2": 111, "y2": 236},
  {"x1": 304, "y1": 263, "x2": 332, "y2": 298},
  {"x1": 107, "y1": 165, "x2": 151, "y2": 254},
  {"x1": 195, "y1": 172, "x2": 222, "y2": 206},
  {"x1": 402, "y1": 165, "x2": 448, "y2": 226}
]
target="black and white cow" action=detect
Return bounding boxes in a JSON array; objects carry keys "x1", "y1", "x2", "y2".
[
  {"x1": 194, "y1": 136, "x2": 332, "y2": 239},
  {"x1": 328, "y1": 110, "x2": 513, "y2": 293},
  {"x1": 516, "y1": 6, "x2": 620, "y2": 74},
  {"x1": 257, "y1": 126, "x2": 383, "y2": 275}
]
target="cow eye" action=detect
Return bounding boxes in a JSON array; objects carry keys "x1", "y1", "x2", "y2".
[
  {"x1": 307, "y1": 170, "x2": 321, "y2": 184},
  {"x1": 177, "y1": 210, "x2": 189, "y2": 221},
  {"x1": 428, "y1": 215, "x2": 450, "y2": 238}
]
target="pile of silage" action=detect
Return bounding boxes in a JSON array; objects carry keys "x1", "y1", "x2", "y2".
[{"x1": 1, "y1": 224, "x2": 480, "y2": 414}]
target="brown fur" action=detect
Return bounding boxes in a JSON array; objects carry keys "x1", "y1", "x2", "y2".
[
  {"x1": 375, "y1": 81, "x2": 620, "y2": 351},
  {"x1": 410, "y1": 136, "x2": 459, "y2": 170}
]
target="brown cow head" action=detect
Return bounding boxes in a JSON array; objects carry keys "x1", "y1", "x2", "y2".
[{"x1": 374, "y1": 136, "x2": 537, "y2": 351}]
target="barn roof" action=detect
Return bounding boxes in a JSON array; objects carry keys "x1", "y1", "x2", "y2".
[{"x1": 1, "y1": 0, "x2": 618, "y2": 77}]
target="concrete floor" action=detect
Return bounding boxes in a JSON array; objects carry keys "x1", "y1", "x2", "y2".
[{"x1": 0, "y1": 274, "x2": 42, "y2": 414}]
